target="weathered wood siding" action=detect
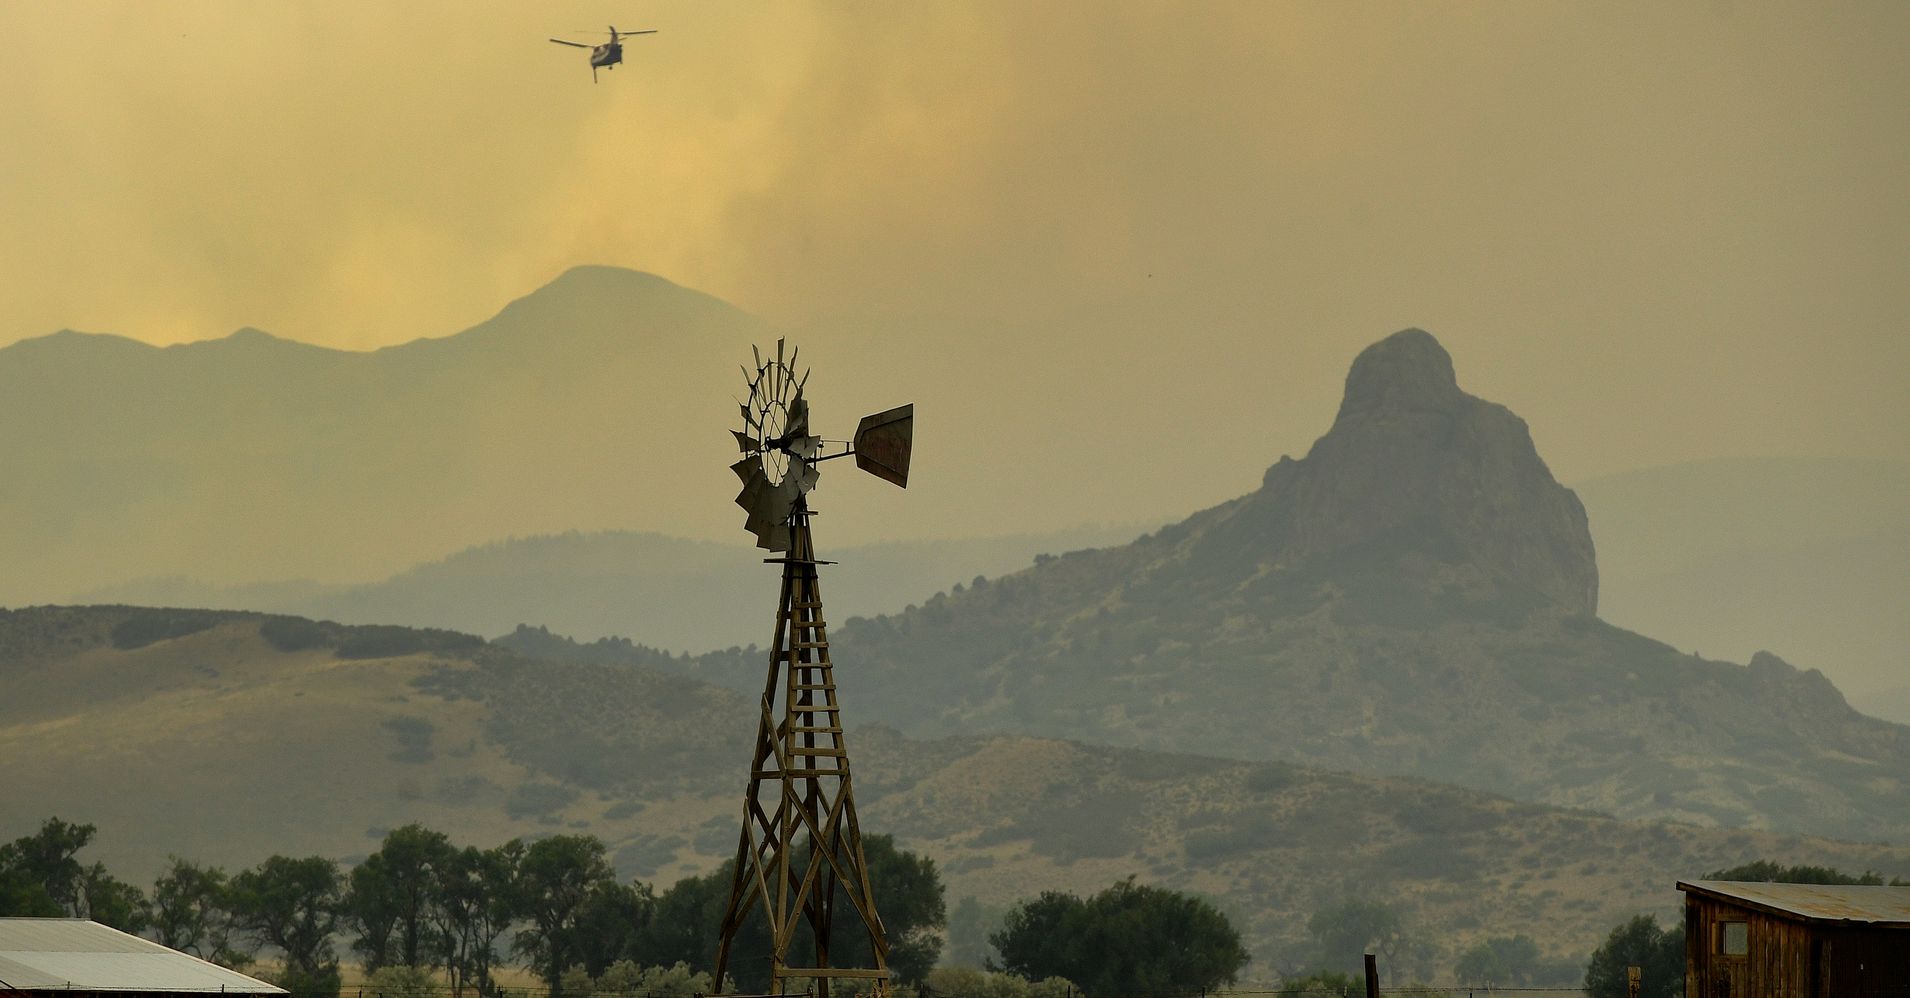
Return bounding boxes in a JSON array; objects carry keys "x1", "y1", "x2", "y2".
[
  {"x1": 1821, "y1": 925, "x2": 1910, "y2": 996},
  {"x1": 1687, "y1": 894, "x2": 1910, "y2": 997},
  {"x1": 1686, "y1": 893, "x2": 1815, "y2": 997}
]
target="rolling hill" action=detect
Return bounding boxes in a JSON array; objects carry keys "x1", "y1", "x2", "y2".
[
  {"x1": 4, "y1": 605, "x2": 1907, "y2": 982},
  {"x1": 72, "y1": 523, "x2": 1143, "y2": 652}
]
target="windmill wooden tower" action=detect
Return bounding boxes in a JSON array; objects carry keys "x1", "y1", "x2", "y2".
[{"x1": 716, "y1": 339, "x2": 913, "y2": 997}]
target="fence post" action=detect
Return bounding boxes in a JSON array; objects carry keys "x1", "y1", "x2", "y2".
[{"x1": 1363, "y1": 953, "x2": 1378, "y2": 998}]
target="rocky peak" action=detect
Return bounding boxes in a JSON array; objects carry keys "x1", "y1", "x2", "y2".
[
  {"x1": 1214, "y1": 328, "x2": 1598, "y2": 616},
  {"x1": 1337, "y1": 328, "x2": 1461, "y2": 419}
]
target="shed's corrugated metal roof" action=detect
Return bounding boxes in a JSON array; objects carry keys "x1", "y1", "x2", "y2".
[
  {"x1": 1677, "y1": 881, "x2": 1910, "y2": 927},
  {"x1": 0, "y1": 919, "x2": 285, "y2": 993}
]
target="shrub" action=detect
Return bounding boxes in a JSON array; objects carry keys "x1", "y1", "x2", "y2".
[
  {"x1": 259, "y1": 617, "x2": 334, "y2": 652},
  {"x1": 109, "y1": 609, "x2": 222, "y2": 649}
]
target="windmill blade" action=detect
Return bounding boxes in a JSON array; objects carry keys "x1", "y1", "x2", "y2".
[
  {"x1": 770, "y1": 474, "x2": 800, "y2": 517},
  {"x1": 732, "y1": 430, "x2": 760, "y2": 454},
  {"x1": 784, "y1": 393, "x2": 809, "y2": 437},
  {"x1": 549, "y1": 38, "x2": 591, "y2": 47},
  {"x1": 740, "y1": 402, "x2": 760, "y2": 429},
  {"x1": 744, "y1": 495, "x2": 772, "y2": 539},
  {"x1": 731, "y1": 456, "x2": 760, "y2": 484},
  {"x1": 735, "y1": 471, "x2": 768, "y2": 516},
  {"x1": 790, "y1": 456, "x2": 820, "y2": 494},
  {"x1": 852, "y1": 404, "x2": 914, "y2": 488}
]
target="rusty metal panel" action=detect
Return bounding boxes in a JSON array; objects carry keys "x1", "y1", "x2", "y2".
[
  {"x1": 1679, "y1": 881, "x2": 1910, "y2": 927},
  {"x1": 852, "y1": 404, "x2": 913, "y2": 489}
]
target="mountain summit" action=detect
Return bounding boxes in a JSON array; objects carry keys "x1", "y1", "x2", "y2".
[{"x1": 1204, "y1": 328, "x2": 1596, "y2": 614}]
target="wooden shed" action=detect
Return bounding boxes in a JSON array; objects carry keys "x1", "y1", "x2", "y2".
[
  {"x1": 1677, "y1": 880, "x2": 1910, "y2": 998},
  {"x1": 0, "y1": 918, "x2": 283, "y2": 998}
]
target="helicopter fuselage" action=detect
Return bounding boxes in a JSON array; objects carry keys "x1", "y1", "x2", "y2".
[{"x1": 591, "y1": 43, "x2": 622, "y2": 68}]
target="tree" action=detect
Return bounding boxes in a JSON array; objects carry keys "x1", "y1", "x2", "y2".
[
  {"x1": 990, "y1": 892, "x2": 1082, "y2": 984},
  {"x1": 1275, "y1": 971, "x2": 1358, "y2": 997},
  {"x1": 347, "y1": 824, "x2": 457, "y2": 971},
  {"x1": 1703, "y1": 860, "x2": 1888, "y2": 885},
  {"x1": 432, "y1": 841, "x2": 522, "y2": 997},
  {"x1": 571, "y1": 879, "x2": 657, "y2": 977},
  {"x1": 0, "y1": 818, "x2": 96, "y2": 915},
  {"x1": 593, "y1": 959, "x2": 719, "y2": 998},
  {"x1": 512, "y1": 835, "x2": 617, "y2": 993},
  {"x1": 227, "y1": 855, "x2": 344, "y2": 990},
  {"x1": 823, "y1": 834, "x2": 945, "y2": 986},
  {"x1": 630, "y1": 837, "x2": 945, "y2": 992},
  {"x1": 0, "y1": 818, "x2": 146, "y2": 929},
  {"x1": 924, "y1": 967, "x2": 1076, "y2": 998},
  {"x1": 80, "y1": 861, "x2": 150, "y2": 933},
  {"x1": 1305, "y1": 900, "x2": 1426, "y2": 984},
  {"x1": 1584, "y1": 914, "x2": 1683, "y2": 998},
  {"x1": 365, "y1": 964, "x2": 437, "y2": 998},
  {"x1": 1454, "y1": 934, "x2": 1541, "y2": 987},
  {"x1": 991, "y1": 878, "x2": 1248, "y2": 998},
  {"x1": 944, "y1": 896, "x2": 1007, "y2": 969},
  {"x1": 152, "y1": 859, "x2": 243, "y2": 963},
  {"x1": 631, "y1": 864, "x2": 740, "y2": 978}
]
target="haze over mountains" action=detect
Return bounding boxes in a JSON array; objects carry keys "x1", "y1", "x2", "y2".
[
  {"x1": 0, "y1": 267, "x2": 770, "y2": 601},
  {"x1": 76, "y1": 525, "x2": 1144, "y2": 654},
  {"x1": 602, "y1": 330, "x2": 1907, "y2": 840},
  {"x1": 6, "y1": 295, "x2": 1907, "y2": 978},
  {"x1": 3, "y1": 266, "x2": 1900, "y2": 719},
  {"x1": 1575, "y1": 457, "x2": 1910, "y2": 720}
]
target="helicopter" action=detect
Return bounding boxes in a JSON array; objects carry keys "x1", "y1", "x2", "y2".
[{"x1": 549, "y1": 25, "x2": 656, "y2": 83}]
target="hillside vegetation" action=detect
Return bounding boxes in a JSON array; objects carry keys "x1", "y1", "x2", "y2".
[
  {"x1": 771, "y1": 333, "x2": 1910, "y2": 840},
  {"x1": 5, "y1": 605, "x2": 1907, "y2": 980}
]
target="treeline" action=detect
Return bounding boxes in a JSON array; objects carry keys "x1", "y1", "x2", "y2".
[
  {"x1": 0, "y1": 819, "x2": 946, "y2": 998},
  {"x1": 0, "y1": 819, "x2": 1253, "y2": 998},
  {"x1": 15, "y1": 816, "x2": 1882, "y2": 998}
]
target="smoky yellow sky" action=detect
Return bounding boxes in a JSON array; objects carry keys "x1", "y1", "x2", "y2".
[{"x1": 1, "y1": 1, "x2": 1906, "y2": 483}]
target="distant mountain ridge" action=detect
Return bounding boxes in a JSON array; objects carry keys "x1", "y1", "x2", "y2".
[
  {"x1": 0, "y1": 267, "x2": 766, "y2": 603},
  {"x1": 75, "y1": 523, "x2": 1144, "y2": 650}
]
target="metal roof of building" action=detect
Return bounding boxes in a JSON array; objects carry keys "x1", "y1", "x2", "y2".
[
  {"x1": 1677, "y1": 881, "x2": 1910, "y2": 928},
  {"x1": 0, "y1": 919, "x2": 286, "y2": 994}
]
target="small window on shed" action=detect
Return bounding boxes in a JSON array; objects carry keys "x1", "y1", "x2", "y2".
[{"x1": 1719, "y1": 920, "x2": 1748, "y2": 956}]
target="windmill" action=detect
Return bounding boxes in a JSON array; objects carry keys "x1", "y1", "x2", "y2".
[{"x1": 716, "y1": 339, "x2": 914, "y2": 997}]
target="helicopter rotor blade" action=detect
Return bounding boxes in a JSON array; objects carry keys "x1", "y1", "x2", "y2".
[{"x1": 549, "y1": 38, "x2": 590, "y2": 47}]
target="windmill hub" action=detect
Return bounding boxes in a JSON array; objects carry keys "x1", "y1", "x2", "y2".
[{"x1": 731, "y1": 339, "x2": 911, "y2": 551}]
